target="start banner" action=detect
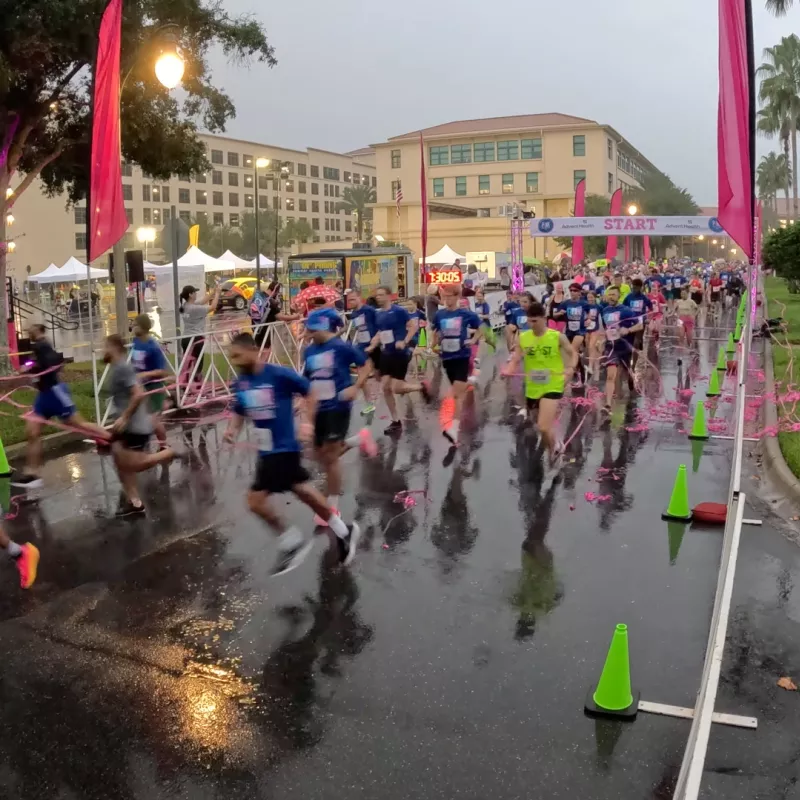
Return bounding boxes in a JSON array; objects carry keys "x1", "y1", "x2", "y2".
[{"x1": 530, "y1": 216, "x2": 725, "y2": 238}]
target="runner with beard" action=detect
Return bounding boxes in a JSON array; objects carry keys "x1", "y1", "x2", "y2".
[{"x1": 599, "y1": 287, "x2": 643, "y2": 412}]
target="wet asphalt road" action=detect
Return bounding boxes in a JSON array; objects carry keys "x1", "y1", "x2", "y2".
[{"x1": 0, "y1": 313, "x2": 773, "y2": 800}]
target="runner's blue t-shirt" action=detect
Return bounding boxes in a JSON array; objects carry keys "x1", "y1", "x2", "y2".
[
  {"x1": 585, "y1": 304, "x2": 601, "y2": 332},
  {"x1": 351, "y1": 303, "x2": 378, "y2": 349},
  {"x1": 503, "y1": 301, "x2": 520, "y2": 327},
  {"x1": 623, "y1": 291, "x2": 653, "y2": 318},
  {"x1": 432, "y1": 308, "x2": 481, "y2": 361},
  {"x1": 232, "y1": 364, "x2": 310, "y2": 454},
  {"x1": 303, "y1": 337, "x2": 367, "y2": 412},
  {"x1": 475, "y1": 301, "x2": 491, "y2": 326},
  {"x1": 375, "y1": 304, "x2": 412, "y2": 353},
  {"x1": 131, "y1": 337, "x2": 167, "y2": 389},
  {"x1": 645, "y1": 276, "x2": 663, "y2": 293},
  {"x1": 600, "y1": 304, "x2": 638, "y2": 347},
  {"x1": 558, "y1": 299, "x2": 591, "y2": 335}
]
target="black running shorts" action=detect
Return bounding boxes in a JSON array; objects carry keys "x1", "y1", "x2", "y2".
[
  {"x1": 443, "y1": 357, "x2": 470, "y2": 385},
  {"x1": 314, "y1": 408, "x2": 351, "y2": 447},
  {"x1": 252, "y1": 451, "x2": 310, "y2": 494},
  {"x1": 378, "y1": 350, "x2": 411, "y2": 381}
]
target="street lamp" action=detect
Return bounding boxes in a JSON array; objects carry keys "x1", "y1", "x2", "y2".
[
  {"x1": 273, "y1": 165, "x2": 290, "y2": 279},
  {"x1": 154, "y1": 27, "x2": 185, "y2": 89},
  {"x1": 7, "y1": 242, "x2": 15, "y2": 253},
  {"x1": 627, "y1": 204, "x2": 638, "y2": 216},
  {"x1": 254, "y1": 157, "x2": 270, "y2": 286},
  {"x1": 136, "y1": 226, "x2": 156, "y2": 261}
]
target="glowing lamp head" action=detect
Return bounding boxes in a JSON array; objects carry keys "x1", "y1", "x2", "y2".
[
  {"x1": 155, "y1": 49, "x2": 185, "y2": 89},
  {"x1": 627, "y1": 204, "x2": 638, "y2": 216},
  {"x1": 7, "y1": 241, "x2": 15, "y2": 252},
  {"x1": 256, "y1": 157, "x2": 270, "y2": 169}
]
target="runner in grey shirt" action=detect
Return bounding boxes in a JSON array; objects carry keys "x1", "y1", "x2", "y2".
[{"x1": 105, "y1": 334, "x2": 178, "y2": 516}]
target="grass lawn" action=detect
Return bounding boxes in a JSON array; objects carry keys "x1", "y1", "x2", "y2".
[{"x1": 766, "y1": 275, "x2": 800, "y2": 477}]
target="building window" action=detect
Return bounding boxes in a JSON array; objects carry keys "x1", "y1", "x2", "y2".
[
  {"x1": 162, "y1": 186, "x2": 170, "y2": 203},
  {"x1": 273, "y1": 196, "x2": 279, "y2": 210},
  {"x1": 123, "y1": 231, "x2": 134, "y2": 249},
  {"x1": 213, "y1": 191, "x2": 223, "y2": 206},
  {"x1": 323, "y1": 166, "x2": 340, "y2": 180},
  {"x1": 286, "y1": 198, "x2": 295, "y2": 211},
  {"x1": 498, "y1": 140, "x2": 519, "y2": 161},
  {"x1": 152, "y1": 186, "x2": 161, "y2": 202},
  {"x1": 213, "y1": 212, "x2": 224, "y2": 226},
  {"x1": 479, "y1": 175, "x2": 490, "y2": 195},
  {"x1": 244, "y1": 193, "x2": 254, "y2": 208},
  {"x1": 372, "y1": 177, "x2": 376, "y2": 187},
  {"x1": 227, "y1": 152, "x2": 239, "y2": 167},
  {"x1": 163, "y1": 207, "x2": 170, "y2": 222},
  {"x1": 608, "y1": 172, "x2": 614, "y2": 194},
  {"x1": 574, "y1": 170, "x2": 586, "y2": 190},
  {"x1": 298, "y1": 181, "x2": 306, "y2": 194},
  {"x1": 573, "y1": 135, "x2": 586, "y2": 157},
  {"x1": 521, "y1": 138, "x2": 543, "y2": 160},
  {"x1": 285, "y1": 180, "x2": 294, "y2": 193},
  {"x1": 429, "y1": 146, "x2": 449, "y2": 166},
  {"x1": 324, "y1": 184, "x2": 329, "y2": 197},
  {"x1": 391, "y1": 180, "x2": 402, "y2": 199},
  {"x1": 312, "y1": 200, "x2": 319, "y2": 212},
  {"x1": 284, "y1": 161, "x2": 294, "y2": 174},
  {"x1": 244, "y1": 174, "x2": 254, "y2": 188},
  {"x1": 474, "y1": 142, "x2": 495, "y2": 162},
  {"x1": 526, "y1": 172, "x2": 539, "y2": 193},
  {"x1": 142, "y1": 185, "x2": 150, "y2": 201},
  {"x1": 450, "y1": 144, "x2": 471, "y2": 164},
  {"x1": 254, "y1": 175, "x2": 266, "y2": 190},
  {"x1": 74, "y1": 206, "x2": 86, "y2": 225},
  {"x1": 196, "y1": 190, "x2": 207, "y2": 205},
  {"x1": 308, "y1": 182, "x2": 318, "y2": 196},
  {"x1": 179, "y1": 210, "x2": 191, "y2": 222},
  {"x1": 391, "y1": 149, "x2": 401, "y2": 168},
  {"x1": 325, "y1": 219, "x2": 330, "y2": 231},
  {"x1": 353, "y1": 173, "x2": 360, "y2": 184},
  {"x1": 323, "y1": 201, "x2": 330, "y2": 214},
  {"x1": 259, "y1": 195, "x2": 267, "y2": 207},
  {"x1": 152, "y1": 208, "x2": 162, "y2": 224},
  {"x1": 334, "y1": 185, "x2": 340, "y2": 197},
  {"x1": 298, "y1": 163, "x2": 307, "y2": 176},
  {"x1": 122, "y1": 183, "x2": 132, "y2": 201},
  {"x1": 335, "y1": 219, "x2": 340, "y2": 232},
  {"x1": 344, "y1": 171, "x2": 351, "y2": 183},
  {"x1": 455, "y1": 176, "x2": 467, "y2": 196},
  {"x1": 607, "y1": 138, "x2": 613, "y2": 159},
  {"x1": 211, "y1": 149, "x2": 223, "y2": 164},
  {"x1": 299, "y1": 199, "x2": 307, "y2": 211},
  {"x1": 229, "y1": 192, "x2": 239, "y2": 206},
  {"x1": 228, "y1": 172, "x2": 238, "y2": 187},
  {"x1": 243, "y1": 154, "x2": 253, "y2": 168},
  {"x1": 502, "y1": 174, "x2": 514, "y2": 194},
  {"x1": 312, "y1": 218, "x2": 320, "y2": 230},
  {"x1": 142, "y1": 208, "x2": 152, "y2": 224},
  {"x1": 477, "y1": 208, "x2": 491, "y2": 218},
  {"x1": 195, "y1": 173, "x2": 206, "y2": 183},
  {"x1": 125, "y1": 208, "x2": 133, "y2": 224},
  {"x1": 229, "y1": 213, "x2": 240, "y2": 227},
  {"x1": 121, "y1": 161, "x2": 132, "y2": 177},
  {"x1": 178, "y1": 188, "x2": 190, "y2": 204},
  {"x1": 433, "y1": 178, "x2": 444, "y2": 198},
  {"x1": 310, "y1": 165, "x2": 319, "y2": 177},
  {"x1": 212, "y1": 170, "x2": 222, "y2": 185},
  {"x1": 196, "y1": 211, "x2": 207, "y2": 224},
  {"x1": 75, "y1": 232, "x2": 86, "y2": 250}
]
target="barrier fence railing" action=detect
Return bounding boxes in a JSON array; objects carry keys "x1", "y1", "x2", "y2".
[{"x1": 671, "y1": 268, "x2": 756, "y2": 799}]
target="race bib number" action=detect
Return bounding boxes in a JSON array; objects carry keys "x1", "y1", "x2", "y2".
[
  {"x1": 357, "y1": 329, "x2": 371, "y2": 344},
  {"x1": 313, "y1": 379, "x2": 337, "y2": 400},
  {"x1": 254, "y1": 427, "x2": 273, "y2": 452},
  {"x1": 529, "y1": 369, "x2": 550, "y2": 384},
  {"x1": 568, "y1": 320, "x2": 580, "y2": 332},
  {"x1": 379, "y1": 330, "x2": 395, "y2": 345},
  {"x1": 243, "y1": 388, "x2": 275, "y2": 420},
  {"x1": 665, "y1": 279, "x2": 673, "y2": 289},
  {"x1": 441, "y1": 338, "x2": 461, "y2": 353},
  {"x1": 606, "y1": 327, "x2": 620, "y2": 342}
]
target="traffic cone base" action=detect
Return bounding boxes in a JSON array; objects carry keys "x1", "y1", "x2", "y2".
[
  {"x1": 662, "y1": 464, "x2": 692, "y2": 521},
  {"x1": 585, "y1": 688, "x2": 640, "y2": 720}
]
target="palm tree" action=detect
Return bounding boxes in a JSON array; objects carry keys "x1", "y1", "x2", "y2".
[
  {"x1": 758, "y1": 151, "x2": 790, "y2": 213},
  {"x1": 336, "y1": 184, "x2": 376, "y2": 241},
  {"x1": 767, "y1": 0, "x2": 793, "y2": 14},
  {"x1": 758, "y1": 35, "x2": 800, "y2": 218},
  {"x1": 757, "y1": 102, "x2": 792, "y2": 207}
]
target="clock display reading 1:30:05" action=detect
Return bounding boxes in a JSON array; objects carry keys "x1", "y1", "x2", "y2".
[{"x1": 428, "y1": 270, "x2": 461, "y2": 284}]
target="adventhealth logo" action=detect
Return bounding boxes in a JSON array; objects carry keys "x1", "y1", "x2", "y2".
[
  {"x1": 538, "y1": 219, "x2": 554, "y2": 233},
  {"x1": 709, "y1": 217, "x2": 724, "y2": 233}
]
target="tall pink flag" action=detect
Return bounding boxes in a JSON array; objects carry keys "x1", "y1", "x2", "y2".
[
  {"x1": 605, "y1": 188, "x2": 622, "y2": 261},
  {"x1": 419, "y1": 132, "x2": 428, "y2": 278},
  {"x1": 571, "y1": 179, "x2": 586, "y2": 263},
  {"x1": 717, "y1": 0, "x2": 753, "y2": 258},
  {"x1": 88, "y1": 0, "x2": 128, "y2": 263},
  {"x1": 643, "y1": 236, "x2": 651, "y2": 263}
]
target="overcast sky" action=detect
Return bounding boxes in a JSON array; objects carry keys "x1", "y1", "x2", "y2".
[{"x1": 211, "y1": 0, "x2": 795, "y2": 206}]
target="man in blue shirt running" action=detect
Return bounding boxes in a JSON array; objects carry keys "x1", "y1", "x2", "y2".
[
  {"x1": 554, "y1": 282, "x2": 591, "y2": 384},
  {"x1": 347, "y1": 288, "x2": 379, "y2": 415},
  {"x1": 225, "y1": 332, "x2": 361, "y2": 576},
  {"x1": 304, "y1": 309, "x2": 377, "y2": 526},
  {"x1": 368, "y1": 286, "x2": 432, "y2": 435},
  {"x1": 131, "y1": 313, "x2": 170, "y2": 449},
  {"x1": 622, "y1": 278, "x2": 653, "y2": 367},
  {"x1": 599, "y1": 287, "x2": 643, "y2": 411}
]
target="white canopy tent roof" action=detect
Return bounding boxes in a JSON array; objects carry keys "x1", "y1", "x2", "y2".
[
  {"x1": 419, "y1": 244, "x2": 467, "y2": 265},
  {"x1": 177, "y1": 246, "x2": 236, "y2": 274},
  {"x1": 220, "y1": 249, "x2": 254, "y2": 271},
  {"x1": 58, "y1": 256, "x2": 107, "y2": 281},
  {"x1": 29, "y1": 263, "x2": 63, "y2": 283},
  {"x1": 249, "y1": 253, "x2": 276, "y2": 268}
]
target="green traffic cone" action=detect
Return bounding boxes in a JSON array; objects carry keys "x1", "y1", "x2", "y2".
[
  {"x1": 688, "y1": 402, "x2": 709, "y2": 441},
  {"x1": 0, "y1": 435, "x2": 11, "y2": 478},
  {"x1": 716, "y1": 346, "x2": 727, "y2": 371},
  {"x1": 668, "y1": 520, "x2": 688, "y2": 564},
  {"x1": 706, "y1": 370, "x2": 721, "y2": 397},
  {"x1": 584, "y1": 624, "x2": 639, "y2": 720},
  {"x1": 734, "y1": 321, "x2": 742, "y2": 343},
  {"x1": 691, "y1": 438, "x2": 705, "y2": 473},
  {"x1": 726, "y1": 332, "x2": 735, "y2": 355},
  {"x1": 662, "y1": 464, "x2": 692, "y2": 521},
  {"x1": 418, "y1": 327, "x2": 427, "y2": 349}
]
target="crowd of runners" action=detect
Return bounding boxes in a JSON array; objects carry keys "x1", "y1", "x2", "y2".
[{"x1": 0, "y1": 257, "x2": 746, "y2": 588}]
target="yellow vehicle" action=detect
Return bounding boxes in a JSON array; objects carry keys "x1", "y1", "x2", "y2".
[{"x1": 218, "y1": 276, "x2": 257, "y2": 311}]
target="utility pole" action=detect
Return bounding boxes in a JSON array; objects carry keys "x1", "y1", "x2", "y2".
[{"x1": 112, "y1": 240, "x2": 127, "y2": 336}]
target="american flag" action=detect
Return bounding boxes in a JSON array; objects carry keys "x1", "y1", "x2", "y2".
[{"x1": 396, "y1": 184, "x2": 403, "y2": 217}]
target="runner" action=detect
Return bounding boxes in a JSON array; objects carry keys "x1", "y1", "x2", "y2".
[
  {"x1": 647, "y1": 284, "x2": 667, "y2": 343},
  {"x1": 104, "y1": 334, "x2": 179, "y2": 516},
  {"x1": 0, "y1": 524, "x2": 38, "y2": 589},
  {"x1": 622, "y1": 278, "x2": 653, "y2": 368},
  {"x1": 251, "y1": 281, "x2": 300, "y2": 359},
  {"x1": 584, "y1": 290, "x2": 604, "y2": 380},
  {"x1": 13, "y1": 324, "x2": 110, "y2": 489},
  {"x1": 225, "y1": 332, "x2": 361, "y2": 575},
  {"x1": 503, "y1": 290, "x2": 521, "y2": 354},
  {"x1": 675, "y1": 286, "x2": 700, "y2": 347},
  {"x1": 131, "y1": 313, "x2": 169, "y2": 449},
  {"x1": 546, "y1": 284, "x2": 566, "y2": 332},
  {"x1": 504, "y1": 302, "x2": 576, "y2": 471},
  {"x1": 368, "y1": 285, "x2": 432, "y2": 435},
  {"x1": 348, "y1": 288, "x2": 379, "y2": 414},
  {"x1": 303, "y1": 309, "x2": 377, "y2": 525},
  {"x1": 599, "y1": 287, "x2": 643, "y2": 411},
  {"x1": 708, "y1": 269, "x2": 724, "y2": 318},
  {"x1": 555, "y1": 282, "x2": 590, "y2": 385},
  {"x1": 430, "y1": 286, "x2": 484, "y2": 445},
  {"x1": 689, "y1": 273, "x2": 705, "y2": 308}
]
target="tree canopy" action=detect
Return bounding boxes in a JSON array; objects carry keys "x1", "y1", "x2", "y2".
[
  {"x1": 554, "y1": 193, "x2": 613, "y2": 257},
  {"x1": 763, "y1": 222, "x2": 800, "y2": 291},
  {"x1": 194, "y1": 211, "x2": 313, "y2": 259},
  {"x1": 336, "y1": 184, "x2": 375, "y2": 240}
]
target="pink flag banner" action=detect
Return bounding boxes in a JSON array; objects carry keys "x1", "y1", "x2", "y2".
[
  {"x1": 88, "y1": 0, "x2": 128, "y2": 263},
  {"x1": 643, "y1": 235, "x2": 651, "y2": 263},
  {"x1": 717, "y1": 0, "x2": 753, "y2": 258},
  {"x1": 605, "y1": 189, "x2": 622, "y2": 261},
  {"x1": 571, "y1": 179, "x2": 586, "y2": 263}
]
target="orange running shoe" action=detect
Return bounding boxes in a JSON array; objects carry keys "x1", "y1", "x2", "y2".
[{"x1": 15, "y1": 543, "x2": 39, "y2": 589}]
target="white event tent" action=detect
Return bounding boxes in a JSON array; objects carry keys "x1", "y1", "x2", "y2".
[
  {"x1": 419, "y1": 244, "x2": 467, "y2": 265},
  {"x1": 58, "y1": 256, "x2": 107, "y2": 282},
  {"x1": 220, "y1": 249, "x2": 255, "y2": 272},
  {"x1": 249, "y1": 253, "x2": 276, "y2": 268},
  {"x1": 179, "y1": 246, "x2": 236, "y2": 273},
  {"x1": 28, "y1": 263, "x2": 63, "y2": 283}
]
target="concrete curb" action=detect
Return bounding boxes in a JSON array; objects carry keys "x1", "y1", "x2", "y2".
[{"x1": 762, "y1": 337, "x2": 800, "y2": 499}]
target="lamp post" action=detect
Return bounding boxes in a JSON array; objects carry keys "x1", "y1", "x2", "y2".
[
  {"x1": 254, "y1": 157, "x2": 270, "y2": 286},
  {"x1": 136, "y1": 225, "x2": 156, "y2": 261},
  {"x1": 626, "y1": 203, "x2": 638, "y2": 261},
  {"x1": 273, "y1": 166, "x2": 290, "y2": 281}
]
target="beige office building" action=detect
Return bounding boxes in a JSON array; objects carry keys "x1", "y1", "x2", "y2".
[
  {"x1": 372, "y1": 112, "x2": 659, "y2": 266},
  {"x1": 7, "y1": 134, "x2": 376, "y2": 282}
]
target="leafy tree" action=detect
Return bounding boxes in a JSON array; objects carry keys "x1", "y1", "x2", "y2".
[
  {"x1": 0, "y1": 0, "x2": 275, "y2": 350},
  {"x1": 763, "y1": 221, "x2": 800, "y2": 291},
  {"x1": 336, "y1": 184, "x2": 376, "y2": 240},
  {"x1": 758, "y1": 35, "x2": 800, "y2": 218},
  {"x1": 554, "y1": 193, "x2": 614, "y2": 258}
]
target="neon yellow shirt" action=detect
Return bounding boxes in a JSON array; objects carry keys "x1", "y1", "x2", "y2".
[{"x1": 519, "y1": 328, "x2": 565, "y2": 399}]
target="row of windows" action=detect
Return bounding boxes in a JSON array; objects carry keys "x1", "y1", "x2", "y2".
[
  {"x1": 617, "y1": 152, "x2": 645, "y2": 183},
  {"x1": 428, "y1": 137, "x2": 546, "y2": 166},
  {"x1": 430, "y1": 173, "x2": 541, "y2": 198}
]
